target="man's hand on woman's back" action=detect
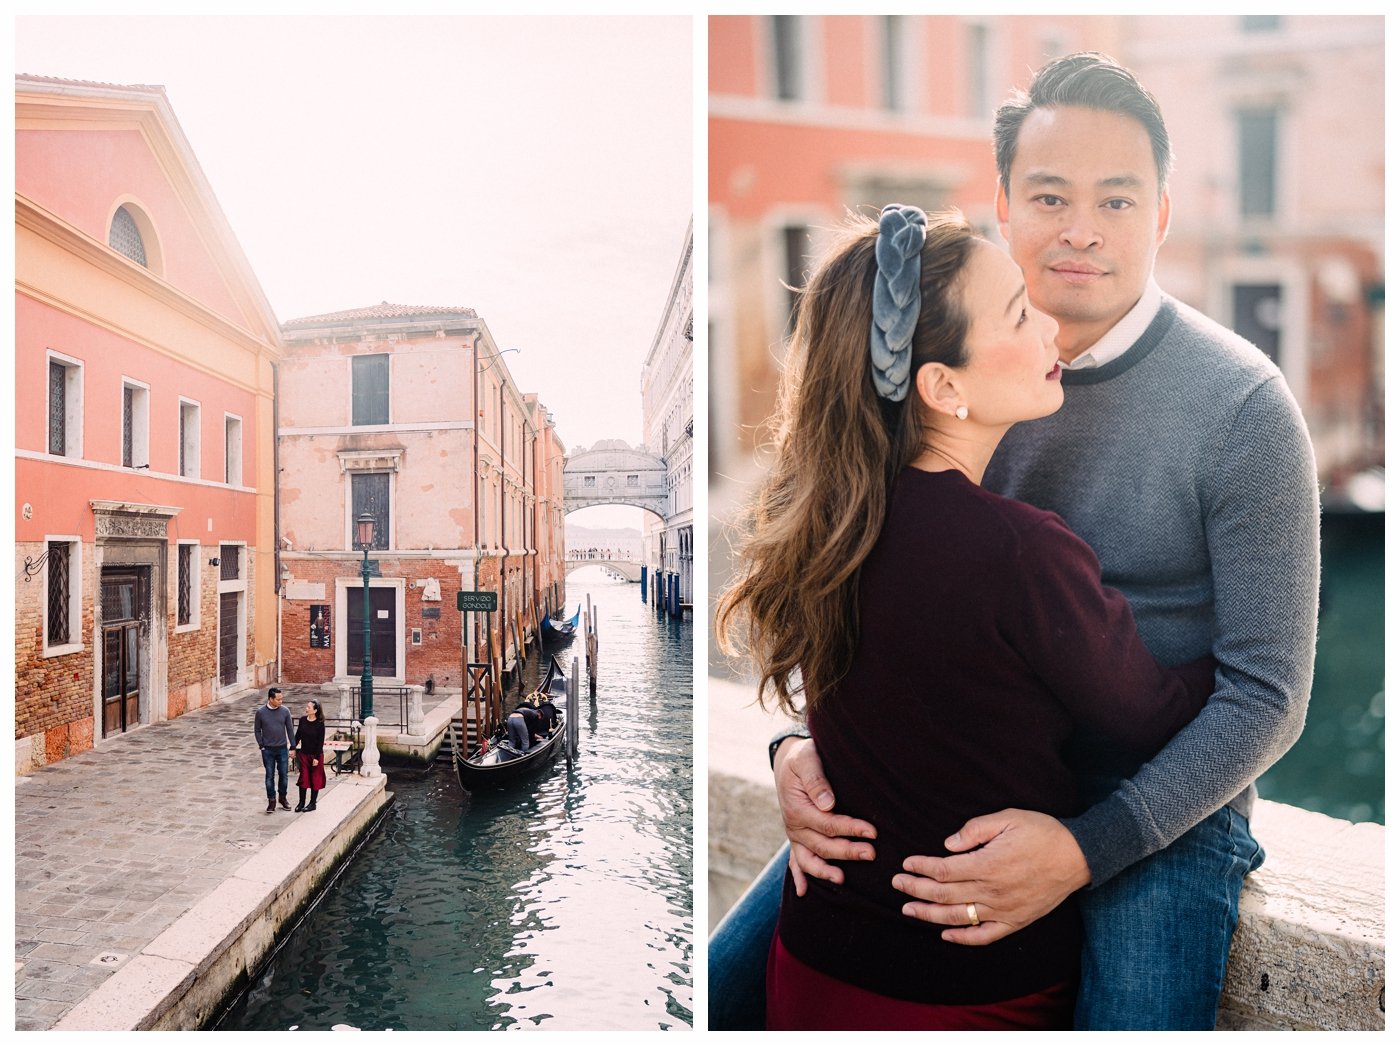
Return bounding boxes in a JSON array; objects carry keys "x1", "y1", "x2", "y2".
[{"x1": 772, "y1": 736, "x2": 877, "y2": 895}]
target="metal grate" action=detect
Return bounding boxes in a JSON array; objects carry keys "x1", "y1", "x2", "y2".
[
  {"x1": 108, "y1": 206, "x2": 147, "y2": 267},
  {"x1": 48, "y1": 362, "x2": 66, "y2": 456},
  {"x1": 122, "y1": 386, "x2": 133, "y2": 467},
  {"x1": 177, "y1": 545, "x2": 193, "y2": 625},
  {"x1": 46, "y1": 542, "x2": 70, "y2": 645},
  {"x1": 219, "y1": 545, "x2": 240, "y2": 581},
  {"x1": 101, "y1": 574, "x2": 143, "y2": 623}
]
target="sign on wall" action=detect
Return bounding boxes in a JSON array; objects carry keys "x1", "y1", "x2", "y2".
[{"x1": 309, "y1": 605, "x2": 331, "y2": 648}]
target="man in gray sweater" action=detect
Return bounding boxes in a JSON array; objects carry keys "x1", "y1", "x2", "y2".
[
  {"x1": 254, "y1": 687, "x2": 296, "y2": 813},
  {"x1": 713, "y1": 52, "x2": 1319, "y2": 1029}
]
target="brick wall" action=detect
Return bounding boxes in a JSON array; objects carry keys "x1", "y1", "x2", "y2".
[
  {"x1": 14, "y1": 542, "x2": 97, "y2": 764},
  {"x1": 280, "y1": 556, "x2": 475, "y2": 689},
  {"x1": 168, "y1": 560, "x2": 218, "y2": 717}
]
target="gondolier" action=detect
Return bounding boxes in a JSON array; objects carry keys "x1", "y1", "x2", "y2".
[{"x1": 456, "y1": 656, "x2": 571, "y2": 787}]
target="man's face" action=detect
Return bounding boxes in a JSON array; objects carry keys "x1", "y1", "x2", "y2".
[
  {"x1": 996, "y1": 105, "x2": 1171, "y2": 361},
  {"x1": 268, "y1": 692, "x2": 282, "y2": 709}
]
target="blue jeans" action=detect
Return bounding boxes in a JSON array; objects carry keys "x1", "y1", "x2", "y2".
[
  {"x1": 708, "y1": 847, "x2": 786, "y2": 1030},
  {"x1": 1075, "y1": 805, "x2": 1263, "y2": 1029},
  {"x1": 707, "y1": 808, "x2": 1261, "y2": 1030},
  {"x1": 261, "y1": 745, "x2": 289, "y2": 800}
]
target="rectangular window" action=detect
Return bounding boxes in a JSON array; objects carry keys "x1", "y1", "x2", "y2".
[
  {"x1": 1242, "y1": 15, "x2": 1280, "y2": 32},
  {"x1": 782, "y1": 224, "x2": 809, "y2": 335},
  {"x1": 351, "y1": 473, "x2": 390, "y2": 550},
  {"x1": 177, "y1": 543, "x2": 195, "y2": 626},
  {"x1": 1238, "y1": 107, "x2": 1278, "y2": 218},
  {"x1": 121, "y1": 380, "x2": 150, "y2": 469},
  {"x1": 772, "y1": 15, "x2": 805, "y2": 101},
  {"x1": 225, "y1": 414, "x2": 243, "y2": 485},
  {"x1": 49, "y1": 361, "x2": 67, "y2": 455},
  {"x1": 46, "y1": 540, "x2": 73, "y2": 646},
  {"x1": 966, "y1": 23, "x2": 990, "y2": 119},
  {"x1": 627, "y1": 474, "x2": 639, "y2": 487},
  {"x1": 220, "y1": 544, "x2": 241, "y2": 581},
  {"x1": 179, "y1": 400, "x2": 200, "y2": 479},
  {"x1": 880, "y1": 16, "x2": 911, "y2": 112},
  {"x1": 584, "y1": 475, "x2": 596, "y2": 488},
  {"x1": 47, "y1": 355, "x2": 83, "y2": 458},
  {"x1": 352, "y1": 354, "x2": 390, "y2": 426}
]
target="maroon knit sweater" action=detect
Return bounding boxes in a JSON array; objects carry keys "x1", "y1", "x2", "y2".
[{"x1": 777, "y1": 467, "x2": 1215, "y2": 1005}]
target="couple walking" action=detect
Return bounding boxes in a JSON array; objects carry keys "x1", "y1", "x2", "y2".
[
  {"x1": 253, "y1": 687, "x2": 327, "y2": 814},
  {"x1": 713, "y1": 51, "x2": 1318, "y2": 1030}
]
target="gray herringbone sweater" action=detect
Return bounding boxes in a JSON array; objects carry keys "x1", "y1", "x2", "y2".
[{"x1": 984, "y1": 295, "x2": 1320, "y2": 885}]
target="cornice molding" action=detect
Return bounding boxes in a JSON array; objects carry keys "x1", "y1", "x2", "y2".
[{"x1": 17, "y1": 195, "x2": 280, "y2": 391}]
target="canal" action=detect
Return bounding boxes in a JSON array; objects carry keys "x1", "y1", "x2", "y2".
[
  {"x1": 1255, "y1": 510, "x2": 1384, "y2": 824},
  {"x1": 220, "y1": 567, "x2": 693, "y2": 1030}
]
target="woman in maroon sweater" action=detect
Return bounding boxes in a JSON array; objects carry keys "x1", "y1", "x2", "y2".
[{"x1": 715, "y1": 208, "x2": 1214, "y2": 1029}]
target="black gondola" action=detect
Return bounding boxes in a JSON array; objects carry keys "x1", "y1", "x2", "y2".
[
  {"x1": 539, "y1": 604, "x2": 581, "y2": 644},
  {"x1": 454, "y1": 656, "x2": 569, "y2": 787}
]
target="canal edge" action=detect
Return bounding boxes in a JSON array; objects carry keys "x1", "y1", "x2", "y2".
[{"x1": 52, "y1": 774, "x2": 394, "y2": 1031}]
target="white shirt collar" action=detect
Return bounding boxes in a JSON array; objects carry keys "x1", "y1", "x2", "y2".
[{"x1": 1062, "y1": 279, "x2": 1163, "y2": 370}]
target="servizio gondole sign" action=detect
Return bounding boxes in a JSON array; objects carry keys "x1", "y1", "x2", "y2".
[{"x1": 457, "y1": 589, "x2": 497, "y2": 646}]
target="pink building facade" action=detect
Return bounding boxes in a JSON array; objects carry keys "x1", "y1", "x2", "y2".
[
  {"x1": 15, "y1": 76, "x2": 282, "y2": 771},
  {"x1": 709, "y1": 15, "x2": 1381, "y2": 492},
  {"x1": 276, "y1": 304, "x2": 564, "y2": 692}
]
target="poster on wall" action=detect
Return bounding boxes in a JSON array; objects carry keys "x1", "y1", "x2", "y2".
[{"x1": 309, "y1": 605, "x2": 331, "y2": 648}]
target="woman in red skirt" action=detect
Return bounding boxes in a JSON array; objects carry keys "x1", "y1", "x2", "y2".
[{"x1": 293, "y1": 700, "x2": 326, "y2": 812}]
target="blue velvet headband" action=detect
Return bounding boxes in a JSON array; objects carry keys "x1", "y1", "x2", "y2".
[{"x1": 869, "y1": 204, "x2": 927, "y2": 402}]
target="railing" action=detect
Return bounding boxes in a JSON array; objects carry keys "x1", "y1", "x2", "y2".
[{"x1": 347, "y1": 686, "x2": 411, "y2": 729}]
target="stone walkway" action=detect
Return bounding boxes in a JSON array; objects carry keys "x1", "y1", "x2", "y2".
[{"x1": 13, "y1": 685, "x2": 361, "y2": 1031}]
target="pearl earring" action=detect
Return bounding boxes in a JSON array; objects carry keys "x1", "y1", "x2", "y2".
[{"x1": 955, "y1": 406, "x2": 968, "y2": 420}]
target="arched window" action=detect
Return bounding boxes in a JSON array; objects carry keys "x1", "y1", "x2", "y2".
[{"x1": 109, "y1": 206, "x2": 148, "y2": 267}]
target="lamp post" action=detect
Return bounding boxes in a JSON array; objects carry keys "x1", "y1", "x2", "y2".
[{"x1": 356, "y1": 511, "x2": 375, "y2": 720}]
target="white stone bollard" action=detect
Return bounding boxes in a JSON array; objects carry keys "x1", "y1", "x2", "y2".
[
  {"x1": 408, "y1": 684, "x2": 425, "y2": 736},
  {"x1": 362, "y1": 715, "x2": 382, "y2": 777},
  {"x1": 338, "y1": 684, "x2": 352, "y2": 722}
]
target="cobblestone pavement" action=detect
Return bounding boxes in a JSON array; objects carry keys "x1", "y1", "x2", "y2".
[{"x1": 13, "y1": 685, "x2": 353, "y2": 1031}]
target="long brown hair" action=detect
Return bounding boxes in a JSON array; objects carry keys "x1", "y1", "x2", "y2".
[{"x1": 715, "y1": 210, "x2": 982, "y2": 718}]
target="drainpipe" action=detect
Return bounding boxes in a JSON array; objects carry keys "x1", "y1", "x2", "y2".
[
  {"x1": 498, "y1": 376, "x2": 506, "y2": 663},
  {"x1": 273, "y1": 359, "x2": 282, "y2": 682},
  {"x1": 471, "y1": 333, "x2": 479, "y2": 664}
]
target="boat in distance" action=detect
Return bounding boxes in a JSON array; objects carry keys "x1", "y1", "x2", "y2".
[{"x1": 539, "y1": 605, "x2": 581, "y2": 645}]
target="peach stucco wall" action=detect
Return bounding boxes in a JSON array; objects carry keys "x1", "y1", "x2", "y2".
[
  {"x1": 277, "y1": 429, "x2": 473, "y2": 552},
  {"x1": 15, "y1": 294, "x2": 258, "y2": 488},
  {"x1": 17, "y1": 127, "x2": 246, "y2": 328}
]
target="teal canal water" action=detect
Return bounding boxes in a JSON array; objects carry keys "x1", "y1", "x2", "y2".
[
  {"x1": 1256, "y1": 511, "x2": 1384, "y2": 824},
  {"x1": 219, "y1": 567, "x2": 693, "y2": 1030}
]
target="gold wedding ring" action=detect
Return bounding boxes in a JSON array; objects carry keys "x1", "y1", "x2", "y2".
[{"x1": 966, "y1": 902, "x2": 980, "y2": 926}]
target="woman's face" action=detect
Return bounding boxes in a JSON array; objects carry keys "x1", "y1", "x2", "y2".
[
  {"x1": 953, "y1": 243, "x2": 1063, "y2": 426},
  {"x1": 306, "y1": 702, "x2": 316, "y2": 718}
]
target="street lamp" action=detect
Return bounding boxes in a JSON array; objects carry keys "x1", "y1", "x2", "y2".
[{"x1": 356, "y1": 511, "x2": 376, "y2": 719}]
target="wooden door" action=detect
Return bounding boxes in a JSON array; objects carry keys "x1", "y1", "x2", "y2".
[
  {"x1": 101, "y1": 622, "x2": 140, "y2": 737},
  {"x1": 345, "y1": 586, "x2": 397, "y2": 677}
]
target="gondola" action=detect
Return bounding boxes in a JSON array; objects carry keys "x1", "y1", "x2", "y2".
[
  {"x1": 539, "y1": 604, "x2": 581, "y2": 645},
  {"x1": 454, "y1": 656, "x2": 570, "y2": 787}
]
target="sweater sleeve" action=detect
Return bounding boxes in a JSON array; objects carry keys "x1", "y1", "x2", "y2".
[
  {"x1": 1009, "y1": 515, "x2": 1215, "y2": 759},
  {"x1": 1062, "y1": 377, "x2": 1319, "y2": 886}
]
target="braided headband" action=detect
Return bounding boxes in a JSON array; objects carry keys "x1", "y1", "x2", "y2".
[{"x1": 869, "y1": 204, "x2": 927, "y2": 402}]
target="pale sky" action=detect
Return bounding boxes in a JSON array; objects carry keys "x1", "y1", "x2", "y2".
[{"x1": 14, "y1": 15, "x2": 694, "y2": 530}]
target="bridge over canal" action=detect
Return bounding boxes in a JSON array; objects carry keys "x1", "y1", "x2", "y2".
[{"x1": 563, "y1": 439, "x2": 687, "y2": 614}]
